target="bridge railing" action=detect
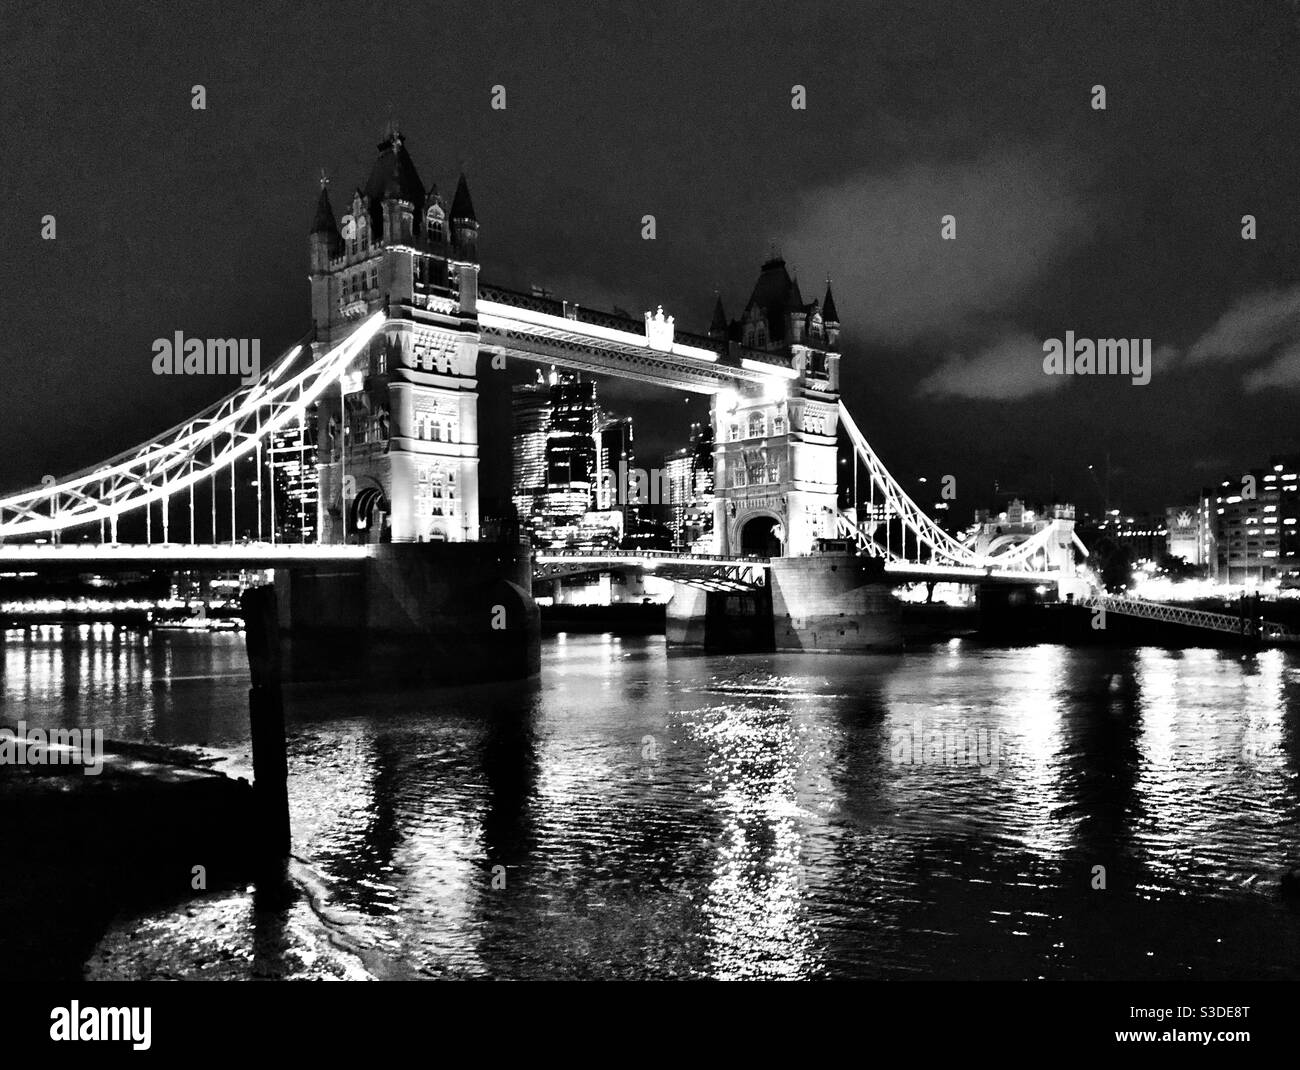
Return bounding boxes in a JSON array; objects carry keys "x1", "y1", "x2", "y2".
[
  {"x1": 534, "y1": 548, "x2": 770, "y2": 565},
  {"x1": 1077, "y1": 594, "x2": 1300, "y2": 642}
]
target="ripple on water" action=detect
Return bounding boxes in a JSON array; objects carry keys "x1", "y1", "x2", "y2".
[{"x1": 7, "y1": 631, "x2": 1297, "y2": 979}]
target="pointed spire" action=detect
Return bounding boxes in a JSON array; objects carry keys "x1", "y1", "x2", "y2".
[
  {"x1": 451, "y1": 173, "x2": 476, "y2": 222},
  {"x1": 788, "y1": 264, "x2": 804, "y2": 309},
  {"x1": 709, "y1": 293, "x2": 728, "y2": 336},
  {"x1": 311, "y1": 184, "x2": 338, "y2": 236},
  {"x1": 365, "y1": 129, "x2": 425, "y2": 207},
  {"x1": 822, "y1": 280, "x2": 839, "y2": 324}
]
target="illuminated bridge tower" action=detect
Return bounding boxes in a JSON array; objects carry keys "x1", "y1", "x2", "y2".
[
  {"x1": 309, "y1": 128, "x2": 482, "y2": 544},
  {"x1": 708, "y1": 258, "x2": 841, "y2": 558}
]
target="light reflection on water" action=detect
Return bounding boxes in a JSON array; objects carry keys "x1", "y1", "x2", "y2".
[{"x1": 4, "y1": 627, "x2": 1300, "y2": 979}]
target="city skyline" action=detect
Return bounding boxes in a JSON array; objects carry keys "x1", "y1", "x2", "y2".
[{"x1": 5, "y1": 2, "x2": 1300, "y2": 518}]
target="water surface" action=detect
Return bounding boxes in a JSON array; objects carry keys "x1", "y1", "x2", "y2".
[{"x1": 5, "y1": 626, "x2": 1299, "y2": 979}]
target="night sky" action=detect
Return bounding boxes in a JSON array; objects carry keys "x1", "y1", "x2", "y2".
[{"x1": 4, "y1": 0, "x2": 1299, "y2": 518}]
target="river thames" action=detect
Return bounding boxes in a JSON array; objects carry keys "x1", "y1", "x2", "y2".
[{"x1": 4, "y1": 626, "x2": 1300, "y2": 980}]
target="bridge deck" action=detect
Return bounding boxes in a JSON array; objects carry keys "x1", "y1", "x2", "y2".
[
  {"x1": 0, "y1": 542, "x2": 1069, "y2": 586},
  {"x1": 475, "y1": 285, "x2": 794, "y2": 394},
  {"x1": 0, "y1": 543, "x2": 372, "y2": 568},
  {"x1": 533, "y1": 549, "x2": 1062, "y2": 587}
]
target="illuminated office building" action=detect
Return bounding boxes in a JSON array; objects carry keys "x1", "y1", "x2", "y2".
[{"x1": 269, "y1": 406, "x2": 320, "y2": 543}]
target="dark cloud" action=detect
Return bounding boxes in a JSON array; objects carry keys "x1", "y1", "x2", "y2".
[
  {"x1": 916, "y1": 332, "x2": 1063, "y2": 402},
  {"x1": 785, "y1": 146, "x2": 1097, "y2": 346},
  {"x1": 1244, "y1": 342, "x2": 1300, "y2": 392},
  {"x1": 1184, "y1": 284, "x2": 1300, "y2": 367}
]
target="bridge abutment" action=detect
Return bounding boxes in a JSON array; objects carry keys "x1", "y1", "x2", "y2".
[
  {"x1": 769, "y1": 552, "x2": 903, "y2": 652},
  {"x1": 665, "y1": 553, "x2": 904, "y2": 654},
  {"x1": 665, "y1": 583, "x2": 774, "y2": 652},
  {"x1": 274, "y1": 543, "x2": 539, "y2": 683}
]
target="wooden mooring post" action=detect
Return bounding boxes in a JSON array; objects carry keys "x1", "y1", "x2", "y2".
[{"x1": 240, "y1": 584, "x2": 290, "y2": 860}]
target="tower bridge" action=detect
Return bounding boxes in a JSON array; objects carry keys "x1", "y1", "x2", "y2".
[{"x1": 0, "y1": 129, "x2": 1082, "y2": 675}]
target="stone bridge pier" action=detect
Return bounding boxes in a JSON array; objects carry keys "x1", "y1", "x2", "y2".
[
  {"x1": 666, "y1": 548, "x2": 902, "y2": 654},
  {"x1": 275, "y1": 543, "x2": 539, "y2": 683}
]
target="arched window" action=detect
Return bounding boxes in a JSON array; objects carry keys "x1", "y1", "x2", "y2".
[
  {"x1": 729, "y1": 423, "x2": 740, "y2": 442},
  {"x1": 426, "y1": 208, "x2": 444, "y2": 241},
  {"x1": 772, "y1": 414, "x2": 785, "y2": 435},
  {"x1": 747, "y1": 411, "x2": 766, "y2": 439},
  {"x1": 755, "y1": 324, "x2": 767, "y2": 347}
]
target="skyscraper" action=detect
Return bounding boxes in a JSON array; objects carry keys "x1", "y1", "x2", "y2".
[
  {"x1": 269, "y1": 405, "x2": 320, "y2": 543},
  {"x1": 511, "y1": 369, "x2": 614, "y2": 547},
  {"x1": 544, "y1": 373, "x2": 596, "y2": 522},
  {"x1": 594, "y1": 415, "x2": 634, "y2": 512},
  {"x1": 664, "y1": 421, "x2": 715, "y2": 549},
  {"x1": 511, "y1": 379, "x2": 550, "y2": 523}
]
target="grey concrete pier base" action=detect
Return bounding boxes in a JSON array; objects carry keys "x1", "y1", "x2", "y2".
[
  {"x1": 665, "y1": 582, "x2": 774, "y2": 652},
  {"x1": 665, "y1": 584, "x2": 709, "y2": 648},
  {"x1": 274, "y1": 542, "x2": 540, "y2": 684},
  {"x1": 769, "y1": 552, "x2": 903, "y2": 652}
]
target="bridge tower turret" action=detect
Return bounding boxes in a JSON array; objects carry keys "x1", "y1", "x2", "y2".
[
  {"x1": 309, "y1": 179, "x2": 341, "y2": 273},
  {"x1": 707, "y1": 294, "x2": 729, "y2": 341},
  {"x1": 310, "y1": 129, "x2": 482, "y2": 545},
  {"x1": 711, "y1": 256, "x2": 842, "y2": 558},
  {"x1": 450, "y1": 174, "x2": 479, "y2": 263},
  {"x1": 821, "y1": 280, "x2": 840, "y2": 347},
  {"x1": 448, "y1": 174, "x2": 479, "y2": 316}
]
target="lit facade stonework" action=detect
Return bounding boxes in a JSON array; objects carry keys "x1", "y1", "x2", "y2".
[
  {"x1": 307, "y1": 137, "x2": 840, "y2": 558},
  {"x1": 708, "y1": 258, "x2": 841, "y2": 557},
  {"x1": 309, "y1": 128, "x2": 481, "y2": 543}
]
